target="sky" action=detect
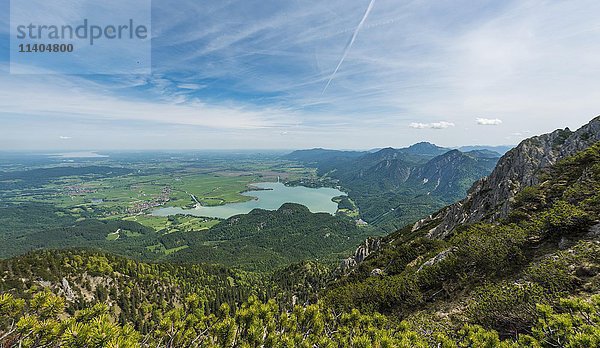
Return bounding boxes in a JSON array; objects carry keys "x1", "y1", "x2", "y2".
[{"x1": 1, "y1": 0, "x2": 600, "y2": 150}]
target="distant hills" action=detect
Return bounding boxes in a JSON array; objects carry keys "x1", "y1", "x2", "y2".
[
  {"x1": 282, "y1": 148, "x2": 365, "y2": 162},
  {"x1": 289, "y1": 143, "x2": 511, "y2": 160},
  {"x1": 457, "y1": 145, "x2": 514, "y2": 155},
  {"x1": 284, "y1": 142, "x2": 500, "y2": 230}
]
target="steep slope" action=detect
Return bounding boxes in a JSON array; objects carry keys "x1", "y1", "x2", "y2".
[
  {"x1": 405, "y1": 150, "x2": 499, "y2": 202},
  {"x1": 420, "y1": 116, "x2": 600, "y2": 239},
  {"x1": 327, "y1": 138, "x2": 600, "y2": 337}
]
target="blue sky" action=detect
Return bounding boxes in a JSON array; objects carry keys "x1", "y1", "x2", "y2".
[{"x1": 1, "y1": 0, "x2": 600, "y2": 150}]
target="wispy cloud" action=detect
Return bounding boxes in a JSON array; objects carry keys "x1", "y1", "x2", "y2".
[
  {"x1": 59, "y1": 136, "x2": 72, "y2": 140},
  {"x1": 409, "y1": 121, "x2": 455, "y2": 129},
  {"x1": 0, "y1": 74, "x2": 299, "y2": 130},
  {"x1": 178, "y1": 84, "x2": 205, "y2": 90},
  {"x1": 476, "y1": 118, "x2": 503, "y2": 126}
]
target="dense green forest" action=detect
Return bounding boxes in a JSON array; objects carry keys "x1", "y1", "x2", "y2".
[
  {"x1": 1, "y1": 210, "x2": 157, "y2": 259},
  {"x1": 3, "y1": 288, "x2": 600, "y2": 347}
]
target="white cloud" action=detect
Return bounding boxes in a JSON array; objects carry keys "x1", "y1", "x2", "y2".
[
  {"x1": 59, "y1": 136, "x2": 72, "y2": 139},
  {"x1": 0, "y1": 74, "x2": 299, "y2": 130},
  {"x1": 476, "y1": 118, "x2": 503, "y2": 126},
  {"x1": 409, "y1": 121, "x2": 455, "y2": 129}
]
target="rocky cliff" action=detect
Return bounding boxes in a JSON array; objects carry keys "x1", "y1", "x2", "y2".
[
  {"x1": 339, "y1": 237, "x2": 382, "y2": 273},
  {"x1": 423, "y1": 116, "x2": 600, "y2": 239}
]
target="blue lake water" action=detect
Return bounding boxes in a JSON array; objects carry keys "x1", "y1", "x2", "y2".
[{"x1": 152, "y1": 182, "x2": 345, "y2": 219}]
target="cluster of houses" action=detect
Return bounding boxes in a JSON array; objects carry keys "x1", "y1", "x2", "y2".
[
  {"x1": 127, "y1": 186, "x2": 172, "y2": 214},
  {"x1": 64, "y1": 185, "x2": 97, "y2": 196}
]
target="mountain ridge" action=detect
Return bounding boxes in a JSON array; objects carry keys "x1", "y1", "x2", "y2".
[{"x1": 421, "y1": 116, "x2": 600, "y2": 239}]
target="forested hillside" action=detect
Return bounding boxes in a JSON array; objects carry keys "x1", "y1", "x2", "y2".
[
  {"x1": 162, "y1": 203, "x2": 379, "y2": 271},
  {"x1": 286, "y1": 143, "x2": 500, "y2": 230}
]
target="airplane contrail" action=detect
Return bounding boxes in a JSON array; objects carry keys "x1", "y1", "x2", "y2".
[{"x1": 322, "y1": 0, "x2": 376, "y2": 94}]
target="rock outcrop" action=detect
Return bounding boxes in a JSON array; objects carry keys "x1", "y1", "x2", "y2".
[
  {"x1": 426, "y1": 116, "x2": 600, "y2": 239},
  {"x1": 417, "y1": 247, "x2": 457, "y2": 273},
  {"x1": 61, "y1": 277, "x2": 77, "y2": 302},
  {"x1": 339, "y1": 237, "x2": 382, "y2": 273}
]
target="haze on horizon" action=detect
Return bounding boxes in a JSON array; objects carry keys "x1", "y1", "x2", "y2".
[{"x1": 1, "y1": 0, "x2": 600, "y2": 150}]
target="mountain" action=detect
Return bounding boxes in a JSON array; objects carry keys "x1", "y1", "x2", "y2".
[
  {"x1": 422, "y1": 116, "x2": 600, "y2": 238},
  {"x1": 404, "y1": 149, "x2": 499, "y2": 201},
  {"x1": 403, "y1": 142, "x2": 451, "y2": 156},
  {"x1": 346, "y1": 149, "x2": 498, "y2": 201},
  {"x1": 355, "y1": 142, "x2": 451, "y2": 165}
]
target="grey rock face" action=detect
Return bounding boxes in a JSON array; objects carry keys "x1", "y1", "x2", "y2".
[
  {"x1": 339, "y1": 237, "x2": 382, "y2": 273},
  {"x1": 427, "y1": 116, "x2": 600, "y2": 239},
  {"x1": 417, "y1": 247, "x2": 457, "y2": 272},
  {"x1": 587, "y1": 223, "x2": 600, "y2": 239},
  {"x1": 339, "y1": 258, "x2": 357, "y2": 273},
  {"x1": 61, "y1": 277, "x2": 77, "y2": 302},
  {"x1": 412, "y1": 215, "x2": 435, "y2": 232},
  {"x1": 370, "y1": 268, "x2": 385, "y2": 277},
  {"x1": 356, "y1": 238, "x2": 381, "y2": 263}
]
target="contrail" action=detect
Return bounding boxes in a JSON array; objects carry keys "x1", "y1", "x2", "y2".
[{"x1": 322, "y1": 0, "x2": 376, "y2": 94}]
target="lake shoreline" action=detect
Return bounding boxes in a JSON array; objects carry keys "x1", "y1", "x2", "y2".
[{"x1": 152, "y1": 182, "x2": 346, "y2": 219}]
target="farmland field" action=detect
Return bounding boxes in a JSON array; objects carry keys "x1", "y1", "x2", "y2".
[{"x1": 0, "y1": 150, "x2": 345, "y2": 260}]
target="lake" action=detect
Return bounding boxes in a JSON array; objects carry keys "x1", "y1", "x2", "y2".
[{"x1": 152, "y1": 182, "x2": 346, "y2": 219}]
